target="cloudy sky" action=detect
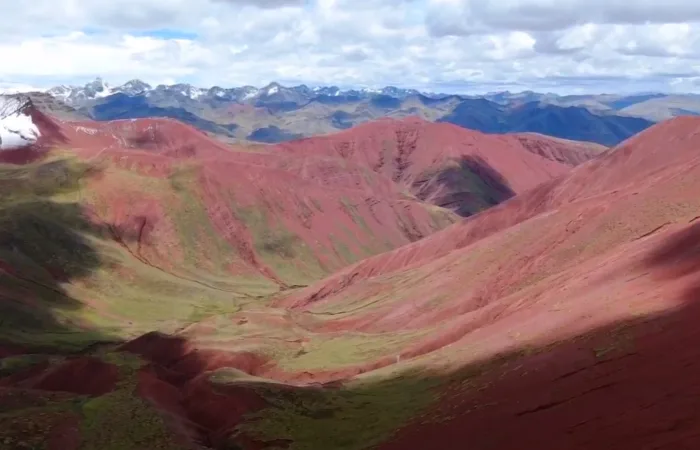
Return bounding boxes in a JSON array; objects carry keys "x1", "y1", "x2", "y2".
[{"x1": 1, "y1": 0, "x2": 700, "y2": 94}]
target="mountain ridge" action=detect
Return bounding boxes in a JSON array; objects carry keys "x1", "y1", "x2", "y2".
[
  {"x1": 28, "y1": 79, "x2": 658, "y2": 147},
  {"x1": 40, "y1": 77, "x2": 700, "y2": 121},
  {"x1": 2, "y1": 94, "x2": 700, "y2": 449}
]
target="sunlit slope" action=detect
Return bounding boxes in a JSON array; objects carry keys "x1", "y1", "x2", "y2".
[
  {"x1": 2, "y1": 100, "x2": 638, "y2": 450},
  {"x1": 0, "y1": 103, "x2": 461, "y2": 351},
  {"x1": 235, "y1": 116, "x2": 700, "y2": 449}
]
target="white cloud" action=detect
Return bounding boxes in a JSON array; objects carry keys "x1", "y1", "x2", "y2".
[
  {"x1": 427, "y1": 0, "x2": 700, "y2": 35},
  {"x1": 1, "y1": 0, "x2": 700, "y2": 94}
]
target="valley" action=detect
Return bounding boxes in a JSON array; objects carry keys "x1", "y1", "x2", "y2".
[{"x1": 1, "y1": 92, "x2": 700, "y2": 450}]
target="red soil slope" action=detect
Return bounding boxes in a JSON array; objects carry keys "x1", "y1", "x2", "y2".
[
  {"x1": 277, "y1": 117, "x2": 593, "y2": 216},
  {"x1": 0, "y1": 101, "x2": 463, "y2": 285},
  {"x1": 78, "y1": 131, "x2": 455, "y2": 284},
  {"x1": 271, "y1": 116, "x2": 700, "y2": 449},
  {"x1": 513, "y1": 132, "x2": 608, "y2": 165},
  {"x1": 89, "y1": 116, "x2": 700, "y2": 449},
  {"x1": 2, "y1": 102, "x2": 600, "y2": 286},
  {"x1": 0, "y1": 99, "x2": 634, "y2": 449},
  {"x1": 278, "y1": 117, "x2": 569, "y2": 190}
]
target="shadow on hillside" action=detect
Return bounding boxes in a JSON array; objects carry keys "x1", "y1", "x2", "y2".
[
  {"x1": 412, "y1": 155, "x2": 515, "y2": 217},
  {"x1": 189, "y1": 220, "x2": 700, "y2": 450},
  {"x1": 368, "y1": 221, "x2": 700, "y2": 450},
  {"x1": 644, "y1": 221, "x2": 700, "y2": 300},
  {"x1": 4, "y1": 152, "x2": 693, "y2": 450},
  {"x1": 0, "y1": 158, "x2": 138, "y2": 354}
]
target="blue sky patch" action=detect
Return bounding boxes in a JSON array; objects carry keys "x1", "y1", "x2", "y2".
[{"x1": 134, "y1": 29, "x2": 198, "y2": 40}]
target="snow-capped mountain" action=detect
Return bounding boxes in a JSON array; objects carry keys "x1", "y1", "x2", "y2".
[
  {"x1": 378, "y1": 86, "x2": 421, "y2": 98},
  {"x1": 43, "y1": 78, "x2": 449, "y2": 107},
  {"x1": 48, "y1": 77, "x2": 114, "y2": 105},
  {"x1": 117, "y1": 79, "x2": 152, "y2": 96},
  {"x1": 313, "y1": 86, "x2": 342, "y2": 96},
  {"x1": 0, "y1": 95, "x2": 41, "y2": 150}
]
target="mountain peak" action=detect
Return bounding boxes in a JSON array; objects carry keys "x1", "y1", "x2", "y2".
[
  {"x1": 121, "y1": 79, "x2": 151, "y2": 90},
  {"x1": 261, "y1": 82, "x2": 283, "y2": 96},
  {"x1": 0, "y1": 95, "x2": 41, "y2": 150}
]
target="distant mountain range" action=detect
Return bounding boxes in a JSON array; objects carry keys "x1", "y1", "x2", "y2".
[
  {"x1": 33, "y1": 78, "x2": 700, "y2": 146},
  {"x1": 47, "y1": 78, "x2": 430, "y2": 108}
]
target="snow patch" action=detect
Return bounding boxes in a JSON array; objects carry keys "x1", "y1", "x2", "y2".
[
  {"x1": 93, "y1": 80, "x2": 113, "y2": 98},
  {"x1": 242, "y1": 89, "x2": 259, "y2": 100},
  {"x1": 267, "y1": 85, "x2": 279, "y2": 95},
  {"x1": 189, "y1": 88, "x2": 205, "y2": 99},
  {"x1": 0, "y1": 96, "x2": 41, "y2": 150}
]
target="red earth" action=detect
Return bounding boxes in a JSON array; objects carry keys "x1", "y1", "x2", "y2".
[
  {"x1": 5, "y1": 96, "x2": 678, "y2": 449},
  {"x1": 513, "y1": 132, "x2": 608, "y2": 166},
  {"x1": 272, "y1": 116, "x2": 700, "y2": 449},
  {"x1": 276, "y1": 117, "x2": 595, "y2": 215},
  {"x1": 278, "y1": 117, "x2": 574, "y2": 190},
  {"x1": 0, "y1": 98, "x2": 596, "y2": 287},
  {"x1": 21, "y1": 357, "x2": 119, "y2": 397}
]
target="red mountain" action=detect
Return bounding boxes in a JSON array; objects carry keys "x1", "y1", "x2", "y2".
[
  {"x1": 276, "y1": 116, "x2": 700, "y2": 449},
  {"x1": 277, "y1": 117, "x2": 604, "y2": 216},
  {"x1": 0, "y1": 97, "x2": 624, "y2": 450}
]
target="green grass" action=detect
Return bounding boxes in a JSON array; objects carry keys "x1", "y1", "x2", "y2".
[
  {"x1": 233, "y1": 204, "x2": 327, "y2": 285},
  {"x1": 278, "y1": 331, "x2": 427, "y2": 372},
  {"x1": 0, "y1": 156, "x2": 122, "y2": 350},
  {"x1": 0, "y1": 157, "x2": 276, "y2": 351},
  {"x1": 0, "y1": 355, "x2": 50, "y2": 378},
  {"x1": 167, "y1": 168, "x2": 238, "y2": 274},
  {"x1": 235, "y1": 342, "x2": 554, "y2": 450},
  {"x1": 233, "y1": 372, "x2": 442, "y2": 450},
  {"x1": 0, "y1": 157, "x2": 94, "y2": 204},
  {"x1": 0, "y1": 350, "x2": 181, "y2": 450},
  {"x1": 79, "y1": 351, "x2": 188, "y2": 450},
  {"x1": 0, "y1": 396, "x2": 83, "y2": 450}
]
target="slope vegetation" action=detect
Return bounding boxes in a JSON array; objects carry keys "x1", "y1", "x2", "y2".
[
  {"x1": 0, "y1": 98, "x2": 461, "y2": 449},
  {"x1": 264, "y1": 116, "x2": 700, "y2": 449},
  {"x1": 0, "y1": 96, "x2": 655, "y2": 450}
]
